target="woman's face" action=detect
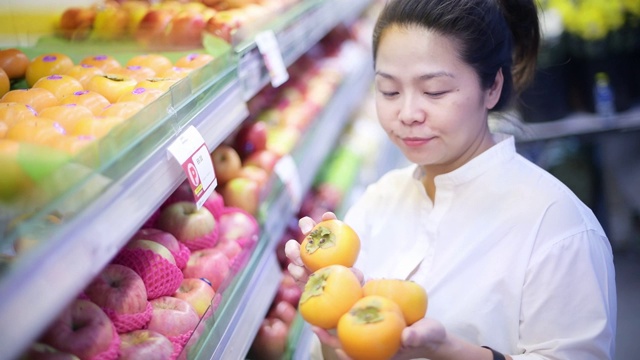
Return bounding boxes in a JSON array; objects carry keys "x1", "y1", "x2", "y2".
[{"x1": 374, "y1": 25, "x2": 501, "y2": 175}]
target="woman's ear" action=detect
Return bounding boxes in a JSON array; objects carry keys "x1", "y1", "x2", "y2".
[{"x1": 486, "y1": 68, "x2": 504, "y2": 109}]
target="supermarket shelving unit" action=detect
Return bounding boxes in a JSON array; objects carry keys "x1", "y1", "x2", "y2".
[{"x1": 0, "y1": 1, "x2": 373, "y2": 359}]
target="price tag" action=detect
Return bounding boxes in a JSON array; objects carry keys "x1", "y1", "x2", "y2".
[
  {"x1": 255, "y1": 30, "x2": 289, "y2": 88},
  {"x1": 168, "y1": 126, "x2": 217, "y2": 209},
  {"x1": 274, "y1": 154, "x2": 303, "y2": 212}
]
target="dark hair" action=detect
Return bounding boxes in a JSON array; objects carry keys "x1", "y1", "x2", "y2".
[{"x1": 372, "y1": 0, "x2": 540, "y2": 111}]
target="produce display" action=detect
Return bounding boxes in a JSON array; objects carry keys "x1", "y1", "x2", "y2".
[
  {"x1": 0, "y1": 46, "x2": 221, "y2": 261},
  {"x1": 19, "y1": 188, "x2": 260, "y2": 360},
  {"x1": 57, "y1": 0, "x2": 300, "y2": 46},
  {"x1": 1, "y1": 1, "x2": 380, "y2": 358}
]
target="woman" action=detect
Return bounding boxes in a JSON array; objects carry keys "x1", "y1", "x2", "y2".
[{"x1": 286, "y1": 0, "x2": 617, "y2": 359}]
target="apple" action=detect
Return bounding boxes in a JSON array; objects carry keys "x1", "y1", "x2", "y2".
[
  {"x1": 166, "y1": 11, "x2": 207, "y2": 48},
  {"x1": 84, "y1": 264, "x2": 148, "y2": 315},
  {"x1": 237, "y1": 164, "x2": 270, "y2": 190},
  {"x1": 92, "y1": 2, "x2": 129, "y2": 40},
  {"x1": 217, "y1": 207, "x2": 260, "y2": 244},
  {"x1": 266, "y1": 126, "x2": 301, "y2": 156},
  {"x1": 173, "y1": 278, "x2": 215, "y2": 317},
  {"x1": 244, "y1": 149, "x2": 281, "y2": 175},
  {"x1": 134, "y1": 9, "x2": 174, "y2": 46},
  {"x1": 147, "y1": 296, "x2": 200, "y2": 338},
  {"x1": 183, "y1": 248, "x2": 230, "y2": 292},
  {"x1": 204, "y1": 11, "x2": 241, "y2": 43},
  {"x1": 210, "y1": 144, "x2": 242, "y2": 186},
  {"x1": 273, "y1": 272, "x2": 302, "y2": 308},
  {"x1": 40, "y1": 299, "x2": 117, "y2": 360},
  {"x1": 214, "y1": 239, "x2": 242, "y2": 261},
  {"x1": 203, "y1": 190, "x2": 225, "y2": 219},
  {"x1": 126, "y1": 239, "x2": 176, "y2": 266},
  {"x1": 131, "y1": 228, "x2": 181, "y2": 255},
  {"x1": 248, "y1": 317, "x2": 289, "y2": 360},
  {"x1": 156, "y1": 201, "x2": 217, "y2": 247},
  {"x1": 234, "y1": 120, "x2": 267, "y2": 159},
  {"x1": 220, "y1": 177, "x2": 261, "y2": 215},
  {"x1": 118, "y1": 330, "x2": 174, "y2": 360},
  {"x1": 268, "y1": 299, "x2": 297, "y2": 326},
  {"x1": 20, "y1": 343, "x2": 80, "y2": 360},
  {"x1": 58, "y1": 7, "x2": 96, "y2": 40}
]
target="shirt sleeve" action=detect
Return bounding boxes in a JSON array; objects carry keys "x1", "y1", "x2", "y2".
[{"x1": 512, "y1": 229, "x2": 617, "y2": 360}]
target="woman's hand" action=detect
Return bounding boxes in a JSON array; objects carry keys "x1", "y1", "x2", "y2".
[
  {"x1": 284, "y1": 212, "x2": 338, "y2": 288},
  {"x1": 391, "y1": 318, "x2": 447, "y2": 359}
]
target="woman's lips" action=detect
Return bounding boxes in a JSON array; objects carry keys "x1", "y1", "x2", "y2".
[{"x1": 402, "y1": 136, "x2": 433, "y2": 147}]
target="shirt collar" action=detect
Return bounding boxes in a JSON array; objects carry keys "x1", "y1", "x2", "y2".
[{"x1": 411, "y1": 133, "x2": 516, "y2": 186}]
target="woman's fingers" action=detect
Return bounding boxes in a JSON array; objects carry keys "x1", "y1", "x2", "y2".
[
  {"x1": 299, "y1": 216, "x2": 316, "y2": 235},
  {"x1": 321, "y1": 212, "x2": 338, "y2": 221},
  {"x1": 284, "y1": 239, "x2": 304, "y2": 266}
]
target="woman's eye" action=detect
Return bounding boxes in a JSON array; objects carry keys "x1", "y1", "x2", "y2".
[
  {"x1": 380, "y1": 91, "x2": 399, "y2": 97},
  {"x1": 424, "y1": 91, "x2": 447, "y2": 97}
]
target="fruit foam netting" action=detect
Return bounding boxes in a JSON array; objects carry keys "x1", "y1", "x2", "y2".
[
  {"x1": 179, "y1": 224, "x2": 219, "y2": 252},
  {"x1": 174, "y1": 242, "x2": 191, "y2": 270},
  {"x1": 102, "y1": 301, "x2": 153, "y2": 334},
  {"x1": 169, "y1": 330, "x2": 194, "y2": 360},
  {"x1": 89, "y1": 322, "x2": 120, "y2": 360},
  {"x1": 112, "y1": 248, "x2": 183, "y2": 300},
  {"x1": 204, "y1": 192, "x2": 225, "y2": 220}
]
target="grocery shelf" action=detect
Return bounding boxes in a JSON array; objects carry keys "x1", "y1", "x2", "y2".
[
  {"x1": 0, "y1": 70, "x2": 249, "y2": 360},
  {"x1": 237, "y1": 0, "x2": 371, "y2": 100},
  {"x1": 188, "y1": 40, "x2": 374, "y2": 360},
  {"x1": 491, "y1": 104, "x2": 640, "y2": 143},
  {"x1": 0, "y1": 1, "x2": 375, "y2": 358}
]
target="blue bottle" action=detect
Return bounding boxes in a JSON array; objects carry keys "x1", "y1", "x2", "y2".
[{"x1": 593, "y1": 72, "x2": 615, "y2": 120}]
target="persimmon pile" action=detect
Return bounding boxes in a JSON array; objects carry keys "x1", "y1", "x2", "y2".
[{"x1": 297, "y1": 219, "x2": 429, "y2": 360}]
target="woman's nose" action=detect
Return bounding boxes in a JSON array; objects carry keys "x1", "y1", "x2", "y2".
[{"x1": 399, "y1": 94, "x2": 425, "y2": 125}]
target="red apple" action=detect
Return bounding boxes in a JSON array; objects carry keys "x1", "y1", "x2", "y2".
[
  {"x1": 237, "y1": 164, "x2": 270, "y2": 191},
  {"x1": 273, "y1": 272, "x2": 302, "y2": 307},
  {"x1": 214, "y1": 239, "x2": 242, "y2": 260},
  {"x1": 173, "y1": 278, "x2": 215, "y2": 317},
  {"x1": 40, "y1": 299, "x2": 116, "y2": 360},
  {"x1": 156, "y1": 201, "x2": 216, "y2": 245},
  {"x1": 135, "y1": 9, "x2": 174, "y2": 46},
  {"x1": 217, "y1": 207, "x2": 260, "y2": 244},
  {"x1": 58, "y1": 7, "x2": 96, "y2": 40},
  {"x1": 210, "y1": 144, "x2": 242, "y2": 186},
  {"x1": 183, "y1": 248, "x2": 230, "y2": 292},
  {"x1": 147, "y1": 296, "x2": 200, "y2": 338},
  {"x1": 126, "y1": 239, "x2": 176, "y2": 266},
  {"x1": 268, "y1": 300, "x2": 297, "y2": 326},
  {"x1": 20, "y1": 343, "x2": 80, "y2": 359},
  {"x1": 248, "y1": 317, "x2": 289, "y2": 360},
  {"x1": 220, "y1": 177, "x2": 261, "y2": 215},
  {"x1": 131, "y1": 228, "x2": 181, "y2": 255},
  {"x1": 84, "y1": 264, "x2": 148, "y2": 315},
  {"x1": 118, "y1": 330, "x2": 174, "y2": 360},
  {"x1": 166, "y1": 11, "x2": 206, "y2": 48},
  {"x1": 234, "y1": 120, "x2": 267, "y2": 159},
  {"x1": 244, "y1": 149, "x2": 281, "y2": 175}
]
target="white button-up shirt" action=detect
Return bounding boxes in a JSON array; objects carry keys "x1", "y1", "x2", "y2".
[{"x1": 325, "y1": 134, "x2": 616, "y2": 359}]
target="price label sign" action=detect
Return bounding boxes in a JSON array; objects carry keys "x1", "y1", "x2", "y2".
[
  {"x1": 168, "y1": 125, "x2": 217, "y2": 209},
  {"x1": 274, "y1": 154, "x2": 302, "y2": 212},
  {"x1": 255, "y1": 30, "x2": 289, "y2": 88}
]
